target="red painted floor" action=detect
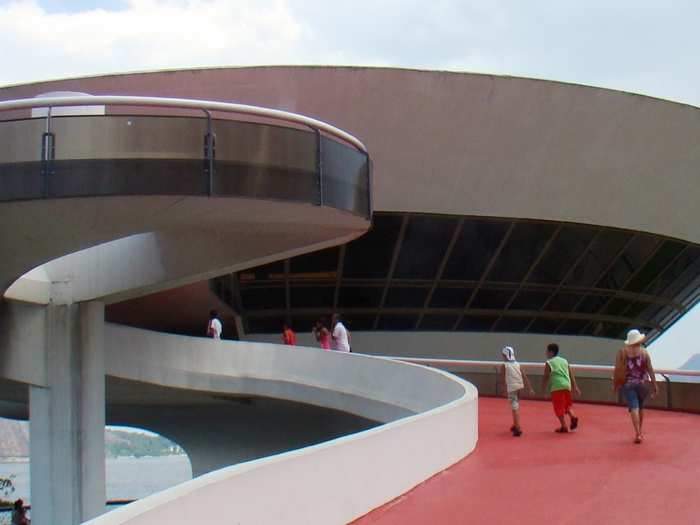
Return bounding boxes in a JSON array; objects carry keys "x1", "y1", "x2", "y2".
[{"x1": 354, "y1": 397, "x2": 700, "y2": 525}]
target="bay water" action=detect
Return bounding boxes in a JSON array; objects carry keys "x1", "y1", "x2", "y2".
[{"x1": 0, "y1": 455, "x2": 192, "y2": 505}]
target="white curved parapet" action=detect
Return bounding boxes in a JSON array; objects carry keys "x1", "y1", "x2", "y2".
[
  {"x1": 0, "y1": 94, "x2": 367, "y2": 152},
  {"x1": 86, "y1": 325, "x2": 477, "y2": 525}
]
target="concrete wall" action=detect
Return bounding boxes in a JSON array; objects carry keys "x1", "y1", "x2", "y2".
[
  {"x1": 246, "y1": 330, "x2": 623, "y2": 365},
  {"x1": 0, "y1": 300, "x2": 47, "y2": 386},
  {"x1": 104, "y1": 325, "x2": 466, "y2": 422},
  {"x1": 86, "y1": 332, "x2": 476, "y2": 525},
  {"x1": 83, "y1": 343, "x2": 477, "y2": 525},
  {"x1": 107, "y1": 395, "x2": 379, "y2": 477},
  {"x1": 2, "y1": 197, "x2": 366, "y2": 304},
  {"x1": 3, "y1": 67, "x2": 700, "y2": 243}
]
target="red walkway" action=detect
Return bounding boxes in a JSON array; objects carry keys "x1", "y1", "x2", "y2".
[{"x1": 354, "y1": 397, "x2": 700, "y2": 525}]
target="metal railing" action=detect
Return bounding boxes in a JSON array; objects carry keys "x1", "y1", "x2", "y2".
[
  {"x1": 381, "y1": 356, "x2": 700, "y2": 412},
  {"x1": 0, "y1": 95, "x2": 372, "y2": 217},
  {"x1": 0, "y1": 95, "x2": 367, "y2": 153},
  {"x1": 382, "y1": 356, "x2": 700, "y2": 377}
]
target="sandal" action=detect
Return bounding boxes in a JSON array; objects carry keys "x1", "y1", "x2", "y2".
[
  {"x1": 634, "y1": 435, "x2": 642, "y2": 444},
  {"x1": 570, "y1": 417, "x2": 579, "y2": 430},
  {"x1": 555, "y1": 427, "x2": 569, "y2": 433}
]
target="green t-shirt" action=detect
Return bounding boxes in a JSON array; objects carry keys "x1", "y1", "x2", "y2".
[{"x1": 547, "y1": 356, "x2": 571, "y2": 392}]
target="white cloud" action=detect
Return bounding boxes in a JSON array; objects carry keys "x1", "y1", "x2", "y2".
[
  {"x1": 0, "y1": 0, "x2": 307, "y2": 84},
  {"x1": 1, "y1": 0, "x2": 700, "y2": 108}
]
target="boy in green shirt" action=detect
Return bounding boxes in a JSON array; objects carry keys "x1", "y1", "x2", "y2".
[{"x1": 542, "y1": 343, "x2": 582, "y2": 433}]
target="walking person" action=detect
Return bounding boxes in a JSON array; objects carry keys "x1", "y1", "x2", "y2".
[
  {"x1": 613, "y1": 329, "x2": 659, "y2": 444},
  {"x1": 206, "y1": 310, "x2": 222, "y2": 339},
  {"x1": 331, "y1": 313, "x2": 351, "y2": 353},
  {"x1": 282, "y1": 323, "x2": 297, "y2": 346},
  {"x1": 312, "y1": 319, "x2": 331, "y2": 350},
  {"x1": 11, "y1": 499, "x2": 29, "y2": 525},
  {"x1": 542, "y1": 343, "x2": 582, "y2": 433},
  {"x1": 500, "y1": 346, "x2": 535, "y2": 437}
]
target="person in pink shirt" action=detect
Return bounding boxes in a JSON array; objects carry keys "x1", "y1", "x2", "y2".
[{"x1": 312, "y1": 319, "x2": 331, "y2": 350}]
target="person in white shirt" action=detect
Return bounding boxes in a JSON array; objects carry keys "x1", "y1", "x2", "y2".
[
  {"x1": 331, "y1": 314, "x2": 351, "y2": 352},
  {"x1": 500, "y1": 346, "x2": 534, "y2": 437},
  {"x1": 206, "y1": 310, "x2": 222, "y2": 339}
]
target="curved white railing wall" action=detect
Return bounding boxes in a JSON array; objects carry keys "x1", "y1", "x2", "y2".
[{"x1": 88, "y1": 325, "x2": 477, "y2": 525}]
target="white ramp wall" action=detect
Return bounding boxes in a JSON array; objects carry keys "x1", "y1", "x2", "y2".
[{"x1": 88, "y1": 326, "x2": 478, "y2": 525}]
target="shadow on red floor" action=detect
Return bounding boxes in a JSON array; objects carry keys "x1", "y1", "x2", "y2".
[{"x1": 353, "y1": 397, "x2": 700, "y2": 525}]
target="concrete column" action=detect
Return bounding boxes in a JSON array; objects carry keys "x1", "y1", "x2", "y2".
[{"x1": 30, "y1": 301, "x2": 106, "y2": 525}]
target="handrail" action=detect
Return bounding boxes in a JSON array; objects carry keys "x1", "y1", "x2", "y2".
[
  {"x1": 0, "y1": 95, "x2": 367, "y2": 153},
  {"x1": 382, "y1": 356, "x2": 700, "y2": 377}
]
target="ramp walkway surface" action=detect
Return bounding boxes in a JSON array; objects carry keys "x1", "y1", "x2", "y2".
[{"x1": 355, "y1": 397, "x2": 700, "y2": 525}]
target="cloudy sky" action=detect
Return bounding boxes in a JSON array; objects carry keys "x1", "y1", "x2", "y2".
[{"x1": 2, "y1": 0, "x2": 698, "y2": 366}]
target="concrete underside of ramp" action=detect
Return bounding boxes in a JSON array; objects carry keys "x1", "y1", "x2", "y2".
[{"x1": 1, "y1": 196, "x2": 366, "y2": 303}]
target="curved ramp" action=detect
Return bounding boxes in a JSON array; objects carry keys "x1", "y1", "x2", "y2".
[
  {"x1": 355, "y1": 397, "x2": 700, "y2": 525},
  {"x1": 88, "y1": 326, "x2": 477, "y2": 525},
  {"x1": 0, "y1": 96, "x2": 371, "y2": 302}
]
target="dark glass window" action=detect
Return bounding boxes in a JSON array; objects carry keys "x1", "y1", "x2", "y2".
[
  {"x1": 487, "y1": 222, "x2": 558, "y2": 282},
  {"x1": 528, "y1": 318, "x2": 564, "y2": 334},
  {"x1": 602, "y1": 297, "x2": 632, "y2": 316},
  {"x1": 597, "y1": 234, "x2": 660, "y2": 290},
  {"x1": 624, "y1": 241, "x2": 686, "y2": 293},
  {"x1": 418, "y1": 315, "x2": 459, "y2": 330},
  {"x1": 241, "y1": 287, "x2": 286, "y2": 310},
  {"x1": 247, "y1": 316, "x2": 287, "y2": 333},
  {"x1": 494, "y1": 316, "x2": 532, "y2": 332},
  {"x1": 586, "y1": 321, "x2": 630, "y2": 339},
  {"x1": 430, "y1": 287, "x2": 471, "y2": 308},
  {"x1": 442, "y1": 220, "x2": 510, "y2": 280},
  {"x1": 471, "y1": 288, "x2": 514, "y2": 309},
  {"x1": 528, "y1": 226, "x2": 597, "y2": 284},
  {"x1": 291, "y1": 315, "x2": 322, "y2": 331},
  {"x1": 623, "y1": 301, "x2": 656, "y2": 321},
  {"x1": 289, "y1": 286, "x2": 336, "y2": 308},
  {"x1": 457, "y1": 315, "x2": 497, "y2": 331},
  {"x1": 290, "y1": 247, "x2": 339, "y2": 275},
  {"x1": 229, "y1": 213, "x2": 700, "y2": 342},
  {"x1": 393, "y1": 215, "x2": 458, "y2": 280},
  {"x1": 574, "y1": 294, "x2": 609, "y2": 314},
  {"x1": 637, "y1": 303, "x2": 664, "y2": 323},
  {"x1": 510, "y1": 290, "x2": 551, "y2": 310},
  {"x1": 341, "y1": 314, "x2": 377, "y2": 331},
  {"x1": 337, "y1": 286, "x2": 383, "y2": 308},
  {"x1": 384, "y1": 286, "x2": 429, "y2": 308},
  {"x1": 566, "y1": 230, "x2": 632, "y2": 287},
  {"x1": 242, "y1": 261, "x2": 285, "y2": 281},
  {"x1": 651, "y1": 246, "x2": 700, "y2": 298},
  {"x1": 376, "y1": 315, "x2": 418, "y2": 330},
  {"x1": 543, "y1": 293, "x2": 581, "y2": 313},
  {"x1": 343, "y1": 213, "x2": 403, "y2": 278},
  {"x1": 557, "y1": 319, "x2": 589, "y2": 335}
]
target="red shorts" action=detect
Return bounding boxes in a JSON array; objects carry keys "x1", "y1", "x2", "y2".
[{"x1": 551, "y1": 389, "x2": 572, "y2": 417}]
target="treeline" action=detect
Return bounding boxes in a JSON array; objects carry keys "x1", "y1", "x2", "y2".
[{"x1": 105, "y1": 430, "x2": 184, "y2": 458}]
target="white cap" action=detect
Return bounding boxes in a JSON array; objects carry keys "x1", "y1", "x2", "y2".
[
  {"x1": 625, "y1": 329, "x2": 646, "y2": 346},
  {"x1": 502, "y1": 346, "x2": 516, "y2": 361}
]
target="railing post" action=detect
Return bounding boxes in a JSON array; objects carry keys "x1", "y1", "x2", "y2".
[
  {"x1": 315, "y1": 129, "x2": 323, "y2": 206},
  {"x1": 202, "y1": 110, "x2": 216, "y2": 196},
  {"x1": 662, "y1": 373, "x2": 673, "y2": 409},
  {"x1": 40, "y1": 107, "x2": 55, "y2": 198}
]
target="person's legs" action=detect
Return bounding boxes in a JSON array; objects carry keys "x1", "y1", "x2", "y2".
[
  {"x1": 551, "y1": 390, "x2": 569, "y2": 432},
  {"x1": 509, "y1": 392, "x2": 522, "y2": 435},
  {"x1": 630, "y1": 409, "x2": 642, "y2": 441},
  {"x1": 636, "y1": 384, "x2": 649, "y2": 435},
  {"x1": 622, "y1": 384, "x2": 642, "y2": 442}
]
